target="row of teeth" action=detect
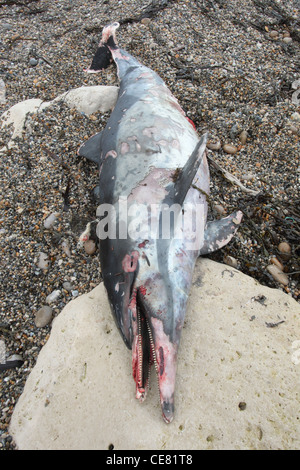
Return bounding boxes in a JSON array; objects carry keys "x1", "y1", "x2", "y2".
[{"x1": 136, "y1": 305, "x2": 160, "y2": 398}]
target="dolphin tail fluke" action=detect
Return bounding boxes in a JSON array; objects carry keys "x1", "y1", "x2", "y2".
[
  {"x1": 84, "y1": 44, "x2": 112, "y2": 73},
  {"x1": 84, "y1": 22, "x2": 120, "y2": 73}
]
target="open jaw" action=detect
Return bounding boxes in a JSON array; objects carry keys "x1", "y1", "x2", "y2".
[
  {"x1": 132, "y1": 289, "x2": 156, "y2": 402},
  {"x1": 130, "y1": 288, "x2": 176, "y2": 424}
]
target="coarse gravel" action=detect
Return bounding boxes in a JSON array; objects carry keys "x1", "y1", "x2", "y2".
[{"x1": 0, "y1": 0, "x2": 299, "y2": 450}]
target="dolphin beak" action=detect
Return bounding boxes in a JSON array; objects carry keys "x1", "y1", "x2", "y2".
[{"x1": 131, "y1": 288, "x2": 179, "y2": 423}]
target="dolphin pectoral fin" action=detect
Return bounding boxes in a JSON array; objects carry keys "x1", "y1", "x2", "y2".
[
  {"x1": 164, "y1": 133, "x2": 208, "y2": 207},
  {"x1": 77, "y1": 131, "x2": 103, "y2": 166},
  {"x1": 199, "y1": 210, "x2": 243, "y2": 255}
]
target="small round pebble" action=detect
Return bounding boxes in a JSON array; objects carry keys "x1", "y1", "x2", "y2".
[
  {"x1": 61, "y1": 240, "x2": 71, "y2": 257},
  {"x1": 29, "y1": 57, "x2": 38, "y2": 67},
  {"x1": 223, "y1": 144, "x2": 238, "y2": 154},
  {"x1": 37, "y1": 252, "x2": 49, "y2": 270},
  {"x1": 207, "y1": 140, "x2": 221, "y2": 150},
  {"x1": 34, "y1": 306, "x2": 53, "y2": 327},
  {"x1": 63, "y1": 281, "x2": 73, "y2": 292},
  {"x1": 278, "y1": 242, "x2": 291, "y2": 254},
  {"x1": 141, "y1": 17, "x2": 151, "y2": 25},
  {"x1": 46, "y1": 290, "x2": 61, "y2": 304},
  {"x1": 267, "y1": 265, "x2": 289, "y2": 286},
  {"x1": 224, "y1": 255, "x2": 239, "y2": 268},
  {"x1": 239, "y1": 130, "x2": 248, "y2": 145},
  {"x1": 291, "y1": 112, "x2": 300, "y2": 122},
  {"x1": 44, "y1": 212, "x2": 59, "y2": 229},
  {"x1": 213, "y1": 204, "x2": 226, "y2": 215},
  {"x1": 278, "y1": 242, "x2": 291, "y2": 262},
  {"x1": 270, "y1": 256, "x2": 284, "y2": 271},
  {"x1": 84, "y1": 240, "x2": 97, "y2": 255}
]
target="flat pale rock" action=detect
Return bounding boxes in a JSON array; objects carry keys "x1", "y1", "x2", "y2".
[
  {"x1": 57, "y1": 85, "x2": 118, "y2": 115},
  {"x1": 10, "y1": 259, "x2": 300, "y2": 450},
  {"x1": 0, "y1": 98, "x2": 45, "y2": 143},
  {"x1": 0, "y1": 86, "x2": 118, "y2": 150}
]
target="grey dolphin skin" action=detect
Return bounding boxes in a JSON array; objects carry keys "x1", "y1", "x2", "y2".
[{"x1": 80, "y1": 22, "x2": 243, "y2": 423}]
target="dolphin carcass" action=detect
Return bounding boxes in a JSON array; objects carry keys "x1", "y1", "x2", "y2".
[{"x1": 79, "y1": 22, "x2": 243, "y2": 423}]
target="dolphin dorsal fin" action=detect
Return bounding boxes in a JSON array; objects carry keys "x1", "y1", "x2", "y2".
[{"x1": 164, "y1": 133, "x2": 207, "y2": 207}]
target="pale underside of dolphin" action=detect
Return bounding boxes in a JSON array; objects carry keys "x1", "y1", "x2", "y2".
[{"x1": 79, "y1": 22, "x2": 243, "y2": 423}]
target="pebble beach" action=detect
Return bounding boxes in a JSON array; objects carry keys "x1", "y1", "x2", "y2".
[{"x1": 0, "y1": 0, "x2": 299, "y2": 449}]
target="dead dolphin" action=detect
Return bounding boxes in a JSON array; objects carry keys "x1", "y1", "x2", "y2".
[{"x1": 80, "y1": 22, "x2": 243, "y2": 423}]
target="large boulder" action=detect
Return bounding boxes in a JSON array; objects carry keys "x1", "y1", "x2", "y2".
[{"x1": 9, "y1": 259, "x2": 300, "y2": 450}]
